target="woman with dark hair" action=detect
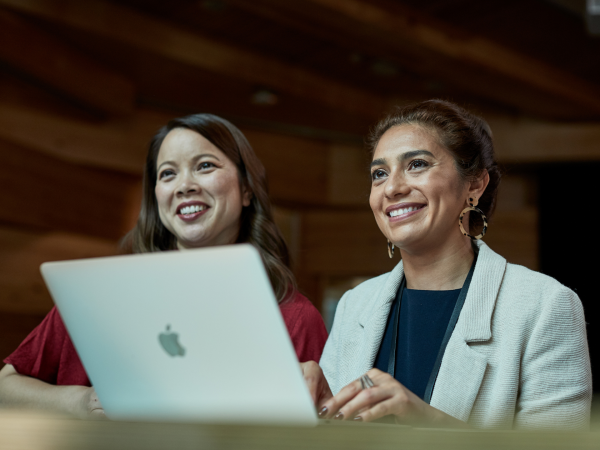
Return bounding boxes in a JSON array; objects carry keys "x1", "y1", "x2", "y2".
[
  {"x1": 302, "y1": 100, "x2": 591, "y2": 429},
  {"x1": 0, "y1": 113, "x2": 327, "y2": 418}
]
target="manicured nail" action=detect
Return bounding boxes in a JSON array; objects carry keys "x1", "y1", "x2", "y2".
[
  {"x1": 318, "y1": 406, "x2": 328, "y2": 417},
  {"x1": 353, "y1": 416, "x2": 363, "y2": 421},
  {"x1": 334, "y1": 412, "x2": 344, "y2": 420}
]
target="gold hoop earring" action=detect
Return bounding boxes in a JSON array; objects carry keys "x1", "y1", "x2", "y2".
[
  {"x1": 459, "y1": 197, "x2": 488, "y2": 240},
  {"x1": 387, "y1": 240, "x2": 395, "y2": 259}
]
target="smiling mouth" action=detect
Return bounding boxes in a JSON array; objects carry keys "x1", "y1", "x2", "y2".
[
  {"x1": 388, "y1": 205, "x2": 424, "y2": 217},
  {"x1": 177, "y1": 204, "x2": 208, "y2": 215}
]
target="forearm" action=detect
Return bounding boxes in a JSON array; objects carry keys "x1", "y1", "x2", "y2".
[{"x1": 0, "y1": 364, "x2": 86, "y2": 416}]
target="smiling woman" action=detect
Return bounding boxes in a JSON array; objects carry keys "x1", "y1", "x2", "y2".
[
  {"x1": 154, "y1": 128, "x2": 250, "y2": 249},
  {"x1": 300, "y1": 100, "x2": 591, "y2": 430},
  {"x1": 0, "y1": 113, "x2": 327, "y2": 419}
]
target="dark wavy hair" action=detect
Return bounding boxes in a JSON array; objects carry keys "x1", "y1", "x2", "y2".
[
  {"x1": 367, "y1": 99, "x2": 501, "y2": 232},
  {"x1": 123, "y1": 113, "x2": 297, "y2": 303}
]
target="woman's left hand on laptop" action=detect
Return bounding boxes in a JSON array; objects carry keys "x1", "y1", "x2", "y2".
[{"x1": 300, "y1": 361, "x2": 332, "y2": 413}]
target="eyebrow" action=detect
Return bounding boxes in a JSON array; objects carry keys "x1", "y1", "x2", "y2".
[
  {"x1": 370, "y1": 149, "x2": 435, "y2": 169},
  {"x1": 157, "y1": 153, "x2": 221, "y2": 171}
]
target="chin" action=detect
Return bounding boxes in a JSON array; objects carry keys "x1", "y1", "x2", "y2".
[
  {"x1": 176, "y1": 234, "x2": 211, "y2": 249},
  {"x1": 390, "y1": 232, "x2": 426, "y2": 249}
]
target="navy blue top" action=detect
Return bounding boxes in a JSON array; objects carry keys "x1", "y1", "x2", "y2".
[{"x1": 373, "y1": 288, "x2": 461, "y2": 400}]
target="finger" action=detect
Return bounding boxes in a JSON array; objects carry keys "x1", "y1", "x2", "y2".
[
  {"x1": 336, "y1": 386, "x2": 393, "y2": 420},
  {"x1": 89, "y1": 409, "x2": 107, "y2": 420},
  {"x1": 317, "y1": 387, "x2": 333, "y2": 409},
  {"x1": 305, "y1": 376, "x2": 320, "y2": 405},
  {"x1": 354, "y1": 398, "x2": 397, "y2": 423},
  {"x1": 320, "y1": 378, "x2": 365, "y2": 419},
  {"x1": 365, "y1": 368, "x2": 393, "y2": 386},
  {"x1": 366, "y1": 368, "x2": 385, "y2": 378},
  {"x1": 301, "y1": 362, "x2": 324, "y2": 405}
]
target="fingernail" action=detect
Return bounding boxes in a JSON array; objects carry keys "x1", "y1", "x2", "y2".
[
  {"x1": 334, "y1": 412, "x2": 344, "y2": 420},
  {"x1": 353, "y1": 416, "x2": 363, "y2": 422},
  {"x1": 318, "y1": 407, "x2": 328, "y2": 417}
]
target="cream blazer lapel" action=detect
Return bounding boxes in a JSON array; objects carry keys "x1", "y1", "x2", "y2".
[
  {"x1": 430, "y1": 241, "x2": 507, "y2": 422},
  {"x1": 354, "y1": 261, "x2": 405, "y2": 376}
]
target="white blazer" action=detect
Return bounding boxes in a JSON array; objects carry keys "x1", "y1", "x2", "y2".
[{"x1": 320, "y1": 240, "x2": 592, "y2": 430}]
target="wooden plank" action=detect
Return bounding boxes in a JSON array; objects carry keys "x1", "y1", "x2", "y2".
[
  {"x1": 489, "y1": 117, "x2": 600, "y2": 162},
  {"x1": 328, "y1": 144, "x2": 371, "y2": 206},
  {"x1": 0, "y1": 226, "x2": 119, "y2": 314},
  {"x1": 301, "y1": 209, "x2": 397, "y2": 276},
  {"x1": 226, "y1": 0, "x2": 591, "y2": 119},
  {"x1": 0, "y1": 104, "x2": 335, "y2": 205},
  {"x1": 244, "y1": 130, "x2": 329, "y2": 205},
  {"x1": 0, "y1": 104, "x2": 160, "y2": 173},
  {"x1": 0, "y1": 411, "x2": 599, "y2": 450},
  {"x1": 0, "y1": 138, "x2": 141, "y2": 239},
  {"x1": 0, "y1": 0, "x2": 387, "y2": 118},
  {"x1": 305, "y1": 0, "x2": 600, "y2": 113},
  {"x1": 0, "y1": 9, "x2": 134, "y2": 115}
]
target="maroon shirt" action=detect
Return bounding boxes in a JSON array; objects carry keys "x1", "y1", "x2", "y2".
[{"x1": 4, "y1": 292, "x2": 327, "y2": 386}]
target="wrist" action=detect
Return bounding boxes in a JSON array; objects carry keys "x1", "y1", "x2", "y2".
[{"x1": 58, "y1": 385, "x2": 89, "y2": 417}]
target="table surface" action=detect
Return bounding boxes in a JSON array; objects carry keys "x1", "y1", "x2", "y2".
[{"x1": 0, "y1": 410, "x2": 599, "y2": 450}]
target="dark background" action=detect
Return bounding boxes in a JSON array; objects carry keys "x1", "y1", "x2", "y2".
[{"x1": 540, "y1": 163, "x2": 600, "y2": 398}]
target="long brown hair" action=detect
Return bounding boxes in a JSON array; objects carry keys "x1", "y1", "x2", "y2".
[
  {"x1": 124, "y1": 113, "x2": 297, "y2": 303},
  {"x1": 367, "y1": 99, "x2": 501, "y2": 231}
]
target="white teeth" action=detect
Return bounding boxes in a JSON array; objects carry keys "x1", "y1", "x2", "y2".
[
  {"x1": 179, "y1": 205, "x2": 205, "y2": 215},
  {"x1": 389, "y1": 206, "x2": 420, "y2": 217}
]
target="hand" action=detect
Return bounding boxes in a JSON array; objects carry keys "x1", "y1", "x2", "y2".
[
  {"x1": 75, "y1": 387, "x2": 106, "y2": 420},
  {"x1": 300, "y1": 361, "x2": 333, "y2": 411},
  {"x1": 319, "y1": 368, "x2": 466, "y2": 427}
]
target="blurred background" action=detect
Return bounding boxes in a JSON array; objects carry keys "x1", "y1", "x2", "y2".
[{"x1": 0, "y1": 0, "x2": 599, "y2": 402}]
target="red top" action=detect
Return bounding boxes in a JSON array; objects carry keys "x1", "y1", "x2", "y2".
[{"x1": 4, "y1": 292, "x2": 327, "y2": 386}]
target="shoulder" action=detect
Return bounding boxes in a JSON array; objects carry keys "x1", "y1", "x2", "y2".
[
  {"x1": 280, "y1": 292, "x2": 328, "y2": 362},
  {"x1": 492, "y1": 262, "x2": 585, "y2": 341},
  {"x1": 477, "y1": 240, "x2": 579, "y2": 312},
  {"x1": 502, "y1": 262, "x2": 578, "y2": 306},
  {"x1": 279, "y1": 292, "x2": 325, "y2": 327}
]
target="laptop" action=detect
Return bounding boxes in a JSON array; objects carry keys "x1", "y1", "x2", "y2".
[{"x1": 40, "y1": 244, "x2": 318, "y2": 425}]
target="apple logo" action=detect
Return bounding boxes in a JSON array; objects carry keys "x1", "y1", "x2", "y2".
[{"x1": 158, "y1": 325, "x2": 185, "y2": 357}]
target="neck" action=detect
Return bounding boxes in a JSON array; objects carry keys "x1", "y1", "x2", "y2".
[{"x1": 400, "y1": 236, "x2": 475, "y2": 290}]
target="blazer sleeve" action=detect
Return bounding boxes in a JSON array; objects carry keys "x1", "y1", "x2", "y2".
[
  {"x1": 515, "y1": 286, "x2": 592, "y2": 430},
  {"x1": 319, "y1": 290, "x2": 349, "y2": 395}
]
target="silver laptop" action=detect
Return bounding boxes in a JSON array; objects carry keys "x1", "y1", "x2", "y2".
[{"x1": 40, "y1": 244, "x2": 317, "y2": 425}]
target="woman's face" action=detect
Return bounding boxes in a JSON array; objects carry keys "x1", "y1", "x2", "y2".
[
  {"x1": 155, "y1": 128, "x2": 251, "y2": 250},
  {"x1": 369, "y1": 124, "x2": 471, "y2": 252}
]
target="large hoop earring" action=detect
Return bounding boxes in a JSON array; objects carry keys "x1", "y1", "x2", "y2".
[
  {"x1": 387, "y1": 240, "x2": 395, "y2": 259},
  {"x1": 459, "y1": 197, "x2": 488, "y2": 240}
]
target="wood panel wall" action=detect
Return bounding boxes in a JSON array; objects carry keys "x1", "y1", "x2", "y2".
[
  {"x1": 0, "y1": 122, "x2": 543, "y2": 360},
  {"x1": 2, "y1": 0, "x2": 598, "y2": 362}
]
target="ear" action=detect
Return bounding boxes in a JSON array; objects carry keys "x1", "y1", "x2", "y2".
[
  {"x1": 242, "y1": 183, "x2": 253, "y2": 207},
  {"x1": 467, "y1": 169, "x2": 489, "y2": 201}
]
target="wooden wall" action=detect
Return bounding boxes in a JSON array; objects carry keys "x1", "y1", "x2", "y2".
[
  {"x1": 0, "y1": 118, "x2": 547, "y2": 359},
  {"x1": 2, "y1": 0, "x2": 600, "y2": 362}
]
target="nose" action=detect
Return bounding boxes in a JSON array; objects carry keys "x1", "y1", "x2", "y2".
[
  {"x1": 176, "y1": 170, "x2": 201, "y2": 196},
  {"x1": 384, "y1": 168, "x2": 409, "y2": 199}
]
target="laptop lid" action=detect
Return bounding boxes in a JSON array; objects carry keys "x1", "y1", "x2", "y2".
[{"x1": 40, "y1": 244, "x2": 317, "y2": 425}]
